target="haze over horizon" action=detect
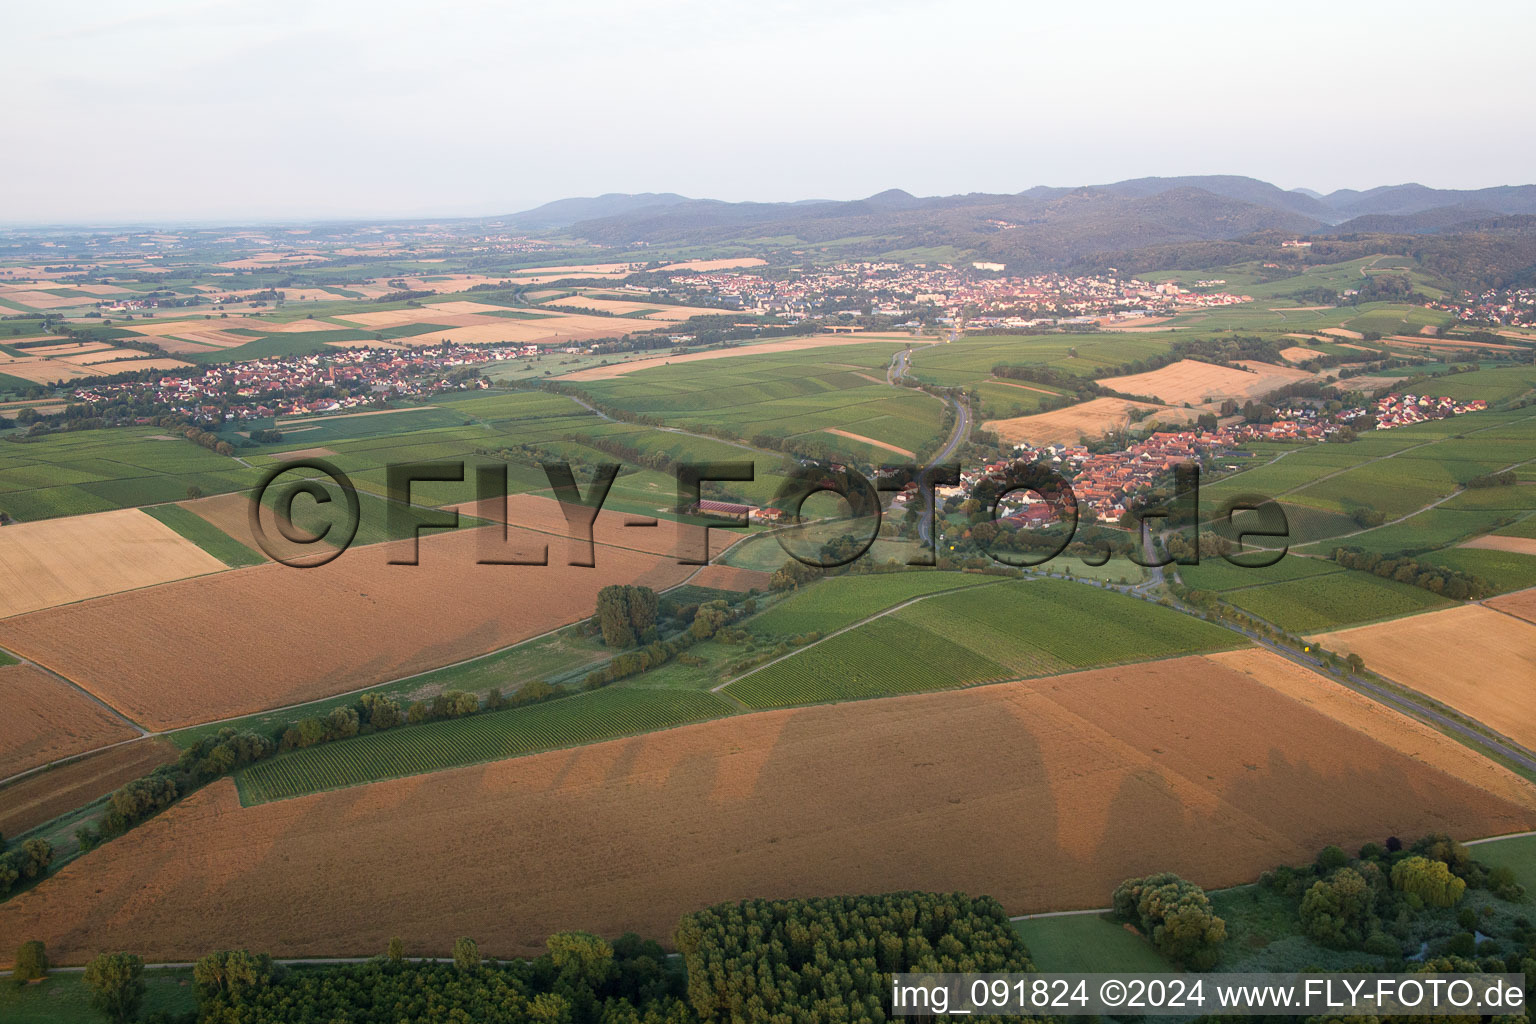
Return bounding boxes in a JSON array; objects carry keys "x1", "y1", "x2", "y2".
[{"x1": 4, "y1": 0, "x2": 1534, "y2": 224}]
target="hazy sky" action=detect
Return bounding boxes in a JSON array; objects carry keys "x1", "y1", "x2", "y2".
[{"x1": 4, "y1": 0, "x2": 1533, "y2": 224}]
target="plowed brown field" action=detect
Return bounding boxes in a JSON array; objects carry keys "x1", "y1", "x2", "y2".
[
  {"x1": 448, "y1": 493, "x2": 740, "y2": 562},
  {"x1": 685, "y1": 564, "x2": 773, "y2": 592},
  {"x1": 0, "y1": 739, "x2": 176, "y2": 838},
  {"x1": 0, "y1": 664, "x2": 140, "y2": 780},
  {"x1": 1488, "y1": 587, "x2": 1536, "y2": 625},
  {"x1": 0, "y1": 526, "x2": 695, "y2": 731},
  {"x1": 5, "y1": 653, "x2": 1531, "y2": 964}
]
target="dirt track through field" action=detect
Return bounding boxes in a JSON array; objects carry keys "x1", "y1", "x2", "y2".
[
  {"x1": 821, "y1": 428, "x2": 915, "y2": 457},
  {"x1": 5, "y1": 653, "x2": 1531, "y2": 964}
]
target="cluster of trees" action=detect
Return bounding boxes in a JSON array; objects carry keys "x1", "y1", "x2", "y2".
[
  {"x1": 181, "y1": 426, "x2": 236, "y2": 458},
  {"x1": 84, "y1": 730, "x2": 276, "y2": 845},
  {"x1": 593, "y1": 585, "x2": 661, "y2": 648},
  {"x1": 1111, "y1": 873, "x2": 1227, "y2": 969},
  {"x1": 675, "y1": 892, "x2": 1033, "y2": 1021},
  {"x1": 0, "y1": 834, "x2": 53, "y2": 898},
  {"x1": 247, "y1": 428, "x2": 285, "y2": 444},
  {"x1": 1263, "y1": 834, "x2": 1522, "y2": 964},
  {"x1": 1468, "y1": 469, "x2": 1518, "y2": 488},
  {"x1": 1330, "y1": 546, "x2": 1491, "y2": 600},
  {"x1": 48, "y1": 931, "x2": 688, "y2": 1024},
  {"x1": 582, "y1": 597, "x2": 749, "y2": 689}
]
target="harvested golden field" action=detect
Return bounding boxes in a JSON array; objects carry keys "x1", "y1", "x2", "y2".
[
  {"x1": 0, "y1": 290, "x2": 86, "y2": 310},
  {"x1": 0, "y1": 664, "x2": 140, "y2": 780},
  {"x1": 162, "y1": 330, "x2": 251, "y2": 348},
  {"x1": 657, "y1": 258, "x2": 767, "y2": 271},
  {"x1": 0, "y1": 508, "x2": 227, "y2": 620},
  {"x1": 822, "y1": 428, "x2": 914, "y2": 456},
  {"x1": 0, "y1": 358, "x2": 99, "y2": 384},
  {"x1": 1279, "y1": 346, "x2": 1321, "y2": 363},
  {"x1": 543, "y1": 295, "x2": 720, "y2": 320},
  {"x1": 1388, "y1": 335, "x2": 1522, "y2": 352},
  {"x1": 1100, "y1": 359, "x2": 1311, "y2": 405},
  {"x1": 985, "y1": 397, "x2": 1193, "y2": 446},
  {"x1": 423, "y1": 300, "x2": 509, "y2": 316},
  {"x1": 1322, "y1": 328, "x2": 1366, "y2": 340},
  {"x1": 448, "y1": 493, "x2": 740, "y2": 562},
  {"x1": 1487, "y1": 588, "x2": 1536, "y2": 625},
  {"x1": 560, "y1": 335, "x2": 915, "y2": 380},
  {"x1": 0, "y1": 526, "x2": 696, "y2": 731},
  {"x1": 0, "y1": 739, "x2": 176, "y2": 839},
  {"x1": 264, "y1": 318, "x2": 362, "y2": 334},
  {"x1": 6, "y1": 654, "x2": 1533, "y2": 964},
  {"x1": 22, "y1": 342, "x2": 111, "y2": 357},
  {"x1": 53, "y1": 347, "x2": 155, "y2": 365},
  {"x1": 119, "y1": 316, "x2": 268, "y2": 338},
  {"x1": 1314, "y1": 606, "x2": 1536, "y2": 749},
  {"x1": 1462, "y1": 535, "x2": 1536, "y2": 556}
]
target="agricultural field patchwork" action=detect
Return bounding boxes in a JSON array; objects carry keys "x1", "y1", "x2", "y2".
[
  {"x1": 8, "y1": 654, "x2": 1533, "y2": 964},
  {"x1": 725, "y1": 579, "x2": 1242, "y2": 708}
]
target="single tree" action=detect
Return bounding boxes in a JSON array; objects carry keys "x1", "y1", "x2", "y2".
[
  {"x1": 83, "y1": 952, "x2": 145, "y2": 1024},
  {"x1": 14, "y1": 939, "x2": 47, "y2": 982},
  {"x1": 453, "y1": 936, "x2": 480, "y2": 971}
]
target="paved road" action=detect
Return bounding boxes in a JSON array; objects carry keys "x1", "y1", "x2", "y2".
[{"x1": 886, "y1": 346, "x2": 970, "y2": 544}]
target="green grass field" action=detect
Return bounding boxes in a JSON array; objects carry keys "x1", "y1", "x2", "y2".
[
  {"x1": 142, "y1": 502, "x2": 265, "y2": 567},
  {"x1": 1012, "y1": 914, "x2": 1172, "y2": 972},
  {"x1": 235, "y1": 687, "x2": 737, "y2": 804},
  {"x1": 1466, "y1": 834, "x2": 1536, "y2": 893},
  {"x1": 724, "y1": 579, "x2": 1242, "y2": 708},
  {"x1": 0, "y1": 969, "x2": 197, "y2": 1024},
  {"x1": 745, "y1": 571, "x2": 1000, "y2": 637}
]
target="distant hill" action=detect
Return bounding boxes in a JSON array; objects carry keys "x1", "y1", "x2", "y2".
[
  {"x1": 505, "y1": 176, "x2": 1536, "y2": 282},
  {"x1": 505, "y1": 192, "x2": 693, "y2": 231},
  {"x1": 1317, "y1": 184, "x2": 1536, "y2": 220},
  {"x1": 549, "y1": 179, "x2": 1325, "y2": 270}
]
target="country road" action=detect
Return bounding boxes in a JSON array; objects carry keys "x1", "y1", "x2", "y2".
[{"x1": 886, "y1": 345, "x2": 970, "y2": 544}]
